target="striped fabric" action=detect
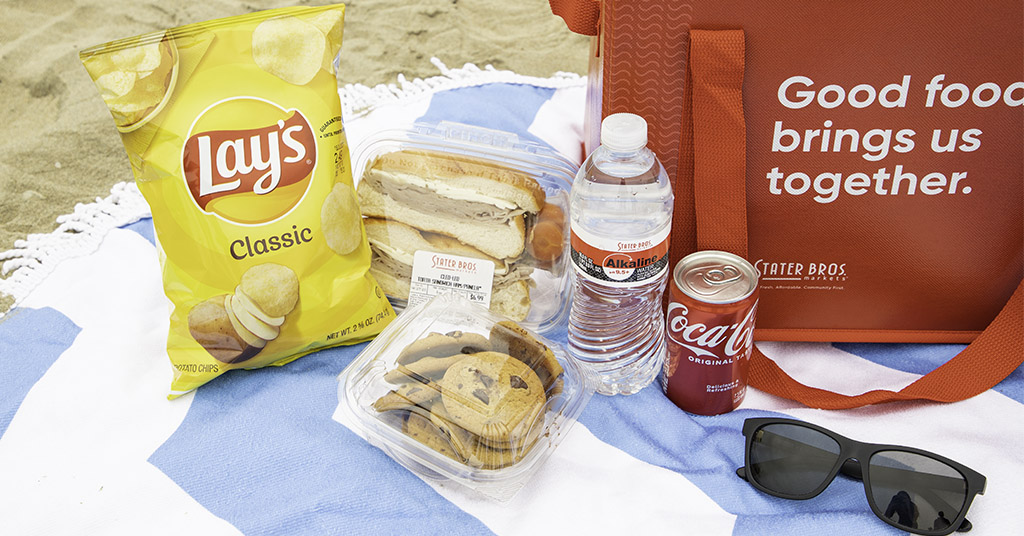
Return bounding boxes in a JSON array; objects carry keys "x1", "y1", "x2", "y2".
[{"x1": 1, "y1": 69, "x2": 1019, "y2": 535}]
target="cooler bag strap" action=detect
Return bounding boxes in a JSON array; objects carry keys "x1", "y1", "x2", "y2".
[
  {"x1": 690, "y1": 30, "x2": 747, "y2": 257},
  {"x1": 688, "y1": 29, "x2": 1024, "y2": 409},
  {"x1": 750, "y1": 282, "x2": 1024, "y2": 409},
  {"x1": 549, "y1": 0, "x2": 601, "y2": 36}
]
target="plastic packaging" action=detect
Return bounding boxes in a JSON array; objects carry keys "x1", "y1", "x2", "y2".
[
  {"x1": 567, "y1": 113, "x2": 675, "y2": 395},
  {"x1": 337, "y1": 293, "x2": 594, "y2": 501},
  {"x1": 352, "y1": 122, "x2": 577, "y2": 334}
]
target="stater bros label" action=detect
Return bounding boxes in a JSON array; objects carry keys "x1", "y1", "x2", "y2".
[
  {"x1": 570, "y1": 223, "x2": 671, "y2": 287},
  {"x1": 408, "y1": 251, "x2": 495, "y2": 309}
]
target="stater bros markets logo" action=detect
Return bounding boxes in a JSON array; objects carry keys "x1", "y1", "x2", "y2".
[
  {"x1": 755, "y1": 258, "x2": 849, "y2": 283},
  {"x1": 181, "y1": 97, "x2": 316, "y2": 225},
  {"x1": 431, "y1": 254, "x2": 482, "y2": 274}
]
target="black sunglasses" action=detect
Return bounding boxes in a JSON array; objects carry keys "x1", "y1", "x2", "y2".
[{"x1": 736, "y1": 417, "x2": 986, "y2": 536}]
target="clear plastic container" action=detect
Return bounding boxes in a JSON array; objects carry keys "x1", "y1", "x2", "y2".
[
  {"x1": 336, "y1": 293, "x2": 595, "y2": 501},
  {"x1": 352, "y1": 121, "x2": 577, "y2": 334}
]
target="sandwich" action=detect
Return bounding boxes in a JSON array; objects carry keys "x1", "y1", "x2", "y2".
[
  {"x1": 358, "y1": 149, "x2": 552, "y2": 321},
  {"x1": 357, "y1": 150, "x2": 546, "y2": 260},
  {"x1": 364, "y1": 217, "x2": 534, "y2": 320}
]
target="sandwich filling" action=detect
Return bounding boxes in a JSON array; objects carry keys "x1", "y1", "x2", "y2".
[{"x1": 360, "y1": 170, "x2": 528, "y2": 223}]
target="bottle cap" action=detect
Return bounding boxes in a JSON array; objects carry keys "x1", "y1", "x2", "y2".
[{"x1": 600, "y1": 113, "x2": 647, "y2": 152}]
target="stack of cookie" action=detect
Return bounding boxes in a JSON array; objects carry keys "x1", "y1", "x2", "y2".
[{"x1": 372, "y1": 322, "x2": 564, "y2": 470}]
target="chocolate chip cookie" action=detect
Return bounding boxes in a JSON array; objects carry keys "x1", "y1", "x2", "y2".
[
  {"x1": 396, "y1": 331, "x2": 492, "y2": 366},
  {"x1": 489, "y1": 320, "x2": 564, "y2": 395},
  {"x1": 439, "y1": 351, "x2": 545, "y2": 450}
]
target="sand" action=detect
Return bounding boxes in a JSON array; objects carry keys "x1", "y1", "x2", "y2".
[{"x1": 0, "y1": 0, "x2": 589, "y2": 312}]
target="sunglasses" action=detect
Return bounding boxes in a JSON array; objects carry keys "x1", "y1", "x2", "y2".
[{"x1": 736, "y1": 418, "x2": 986, "y2": 535}]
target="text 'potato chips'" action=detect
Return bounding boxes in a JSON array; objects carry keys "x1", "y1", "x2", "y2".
[{"x1": 80, "y1": 4, "x2": 394, "y2": 398}]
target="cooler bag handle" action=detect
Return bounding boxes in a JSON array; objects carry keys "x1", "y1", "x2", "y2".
[
  {"x1": 689, "y1": 29, "x2": 1024, "y2": 409},
  {"x1": 549, "y1": 0, "x2": 601, "y2": 36}
]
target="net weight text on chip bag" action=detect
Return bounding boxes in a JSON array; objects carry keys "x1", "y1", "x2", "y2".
[{"x1": 80, "y1": 4, "x2": 394, "y2": 398}]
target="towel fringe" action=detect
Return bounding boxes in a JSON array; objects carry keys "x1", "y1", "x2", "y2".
[
  {"x1": 0, "y1": 182, "x2": 149, "y2": 317},
  {"x1": 340, "y1": 58, "x2": 583, "y2": 118}
]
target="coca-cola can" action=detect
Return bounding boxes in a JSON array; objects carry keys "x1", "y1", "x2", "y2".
[{"x1": 663, "y1": 250, "x2": 759, "y2": 415}]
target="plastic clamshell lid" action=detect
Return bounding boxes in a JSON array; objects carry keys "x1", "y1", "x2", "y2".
[
  {"x1": 352, "y1": 121, "x2": 578, "y2": 334},
  {"x1": 337, "y1": 293, "x2": 594, "y2": 502}
]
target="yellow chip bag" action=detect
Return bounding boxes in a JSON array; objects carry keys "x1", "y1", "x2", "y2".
[{"x1": 79, "y1": 4, "x2": 394, "y2": 398}]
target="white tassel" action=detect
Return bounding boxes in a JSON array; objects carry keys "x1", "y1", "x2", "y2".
[
  {"x1": 340, "y1": 58, "x2": 584, "y2": 119},
  {"x1": 0, "y1": 181, "x2": 149, "y2": 317}
]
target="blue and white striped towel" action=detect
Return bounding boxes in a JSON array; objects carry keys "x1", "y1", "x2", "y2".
[{"x1": 1, "y1": 63, "x2": 1020, "y2": 535}]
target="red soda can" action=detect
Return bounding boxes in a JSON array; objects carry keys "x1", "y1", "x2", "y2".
[{"x1": 663, "y1": 250, "x2": 759, "y2": 415}]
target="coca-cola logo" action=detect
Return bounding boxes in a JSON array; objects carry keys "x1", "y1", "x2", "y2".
[
  {"x1": 667, "y1": 301, "x2": 758, "y2": 359},
  {"x1": 181, "y1": 97, "x2": 317, "y2": 224}
]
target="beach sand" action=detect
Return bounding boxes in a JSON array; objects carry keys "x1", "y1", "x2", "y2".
[{"x1": 0, "y1": 0, "x2": 589, "y2": 311}]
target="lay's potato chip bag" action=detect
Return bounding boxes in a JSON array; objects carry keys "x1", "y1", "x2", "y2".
[{"x1": 80, "y1": 4, "x2": 394, "y2": 398}]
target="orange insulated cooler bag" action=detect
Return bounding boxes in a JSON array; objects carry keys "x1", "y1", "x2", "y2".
[{"x1": 551, "y1": 0, "x2": 1023, "y2": 408}]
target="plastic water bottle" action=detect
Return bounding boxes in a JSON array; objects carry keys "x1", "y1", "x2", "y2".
[{"x1": 568, "y1": 113, "x2": 674, "y2": 395}]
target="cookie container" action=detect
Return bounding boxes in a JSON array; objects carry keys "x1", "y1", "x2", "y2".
[
  {"x1": 352, "y1": 121, "x2": 577, "y2": 334},
  {"x1": 337, "y1": 293, "x2": 594, "y2": 501}
]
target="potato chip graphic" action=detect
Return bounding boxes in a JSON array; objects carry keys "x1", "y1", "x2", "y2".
[
  {"x1": 321, "y1": 183, "x2": 363, "y2": 256},
  {"x1": 305, "y1": 10, "x2": 344, "y2": 72},
  {"x1": 106, "y1": 75, "x2": 165, "y2": 115},
  {"x1": 223, "y1": 294, "x2": 269, "y2": 349},
  {"x1": 240, "y1": 263, "x2": 300, "y2": 318},
  {"x1": 81, "y1": 53, "x2": 115, "y2": 75},
  {"x1": 82, "y1": 36, "x2": 178, "y2": 132},
  {"x1": 306, "y1": 10, "x2": 343, "y2": 44},
  {"x1": 95, "y1": 70, "x2": 136, "y2": 99},
  {"x1": 107, "y1": 95, "x2": 157, "y2": 115},
  {"x1": 133, "y1": 43, "x2": 164, "y2": 72},
  {"x1": 110, "y1": 41, "x2": 162, "y2": 72},
  {"x1": 109, "y1": 45, "x2": 145, "y2": 69},
  {"x1": 252, "y1": 16, "x2": 326, "y2": 85},
  {"x1": 187, "y1": 295, "x2": 263, "y2": 364}
]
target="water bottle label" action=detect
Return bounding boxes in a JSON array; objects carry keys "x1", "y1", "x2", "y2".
[{"x1": 569, "y1": 224, "x2": 671, "y2": 287}]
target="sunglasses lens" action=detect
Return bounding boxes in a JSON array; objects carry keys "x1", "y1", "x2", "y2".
[
  {"x1": 868, "y1": 450, "x2": 968, "y2": 532},
  {"x1": 748, "y1": 423, "x2": 842, "y2": 496}
]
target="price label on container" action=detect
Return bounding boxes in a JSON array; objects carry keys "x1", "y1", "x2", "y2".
[{"x1": 408, "y1": 251, "x2": 495, "y2": 310}]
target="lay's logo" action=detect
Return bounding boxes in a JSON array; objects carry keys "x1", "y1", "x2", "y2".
[{"x1": 182, "y1": 97, "x2": 317, "y2": 224}]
